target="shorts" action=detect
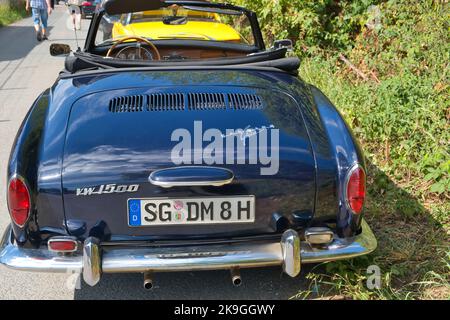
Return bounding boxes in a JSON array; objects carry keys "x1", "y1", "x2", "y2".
[{"x1": 32, "y1": 7, "x2": 48, "y2": 29}]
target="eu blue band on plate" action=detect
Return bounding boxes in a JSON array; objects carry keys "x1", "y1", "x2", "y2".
[{"x1": 128, "y1": 199, "x2": 141, "y2": 226}]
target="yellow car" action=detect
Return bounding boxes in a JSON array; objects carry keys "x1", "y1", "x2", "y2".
[{"x1": 112, "y1": 7, "x2": 246, "y2": 43}]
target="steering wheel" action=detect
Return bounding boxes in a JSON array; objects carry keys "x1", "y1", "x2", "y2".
[{"x1": 106, "y1": 36, "x2": 161, "y2": 60}]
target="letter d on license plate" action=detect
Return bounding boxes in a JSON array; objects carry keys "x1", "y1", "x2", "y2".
[{"x1": 128, "y1": 196, "x2": 255, "y2": 227}]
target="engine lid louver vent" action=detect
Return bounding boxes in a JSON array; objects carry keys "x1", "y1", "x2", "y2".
[
  {"x1": 148, "y1": 93, "x2": 185, "y2": 111},
  {"x1": 188, "y1": 93, "x2": 226, "y2": 110},
  {"x1": 109, "y1": 92, "x2": 263, "y2": 112},
  {"x1": 109, "y1": 95, "x2": 145, "y2": 113},
  {"x1": 109, "y1": 93, "x2": 185, "y2": 112},
  {"x1": 228, "y1": 93, "x2": 263, "y2": 110}
]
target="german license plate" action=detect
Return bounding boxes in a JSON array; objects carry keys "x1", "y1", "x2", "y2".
[{"x1": 128, "y1": 196, "x2": 255, "y2": 227}]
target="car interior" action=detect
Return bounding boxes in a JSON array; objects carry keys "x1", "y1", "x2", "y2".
[{"x1": 51, "y1": 1, "x2": 299, "y2": 74}]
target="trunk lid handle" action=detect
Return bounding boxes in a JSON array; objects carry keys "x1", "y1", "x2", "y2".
[{"x1": 149, "y1": 166, "x2": 234, "y2": 188}]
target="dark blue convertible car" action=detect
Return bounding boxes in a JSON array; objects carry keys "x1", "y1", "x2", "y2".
[{"x1": 1, "y1": 0, "x2": 376, "y2": 289}]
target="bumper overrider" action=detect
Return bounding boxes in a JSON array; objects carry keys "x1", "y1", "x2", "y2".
[{"x1": 0, "y1": 220, "x2": 376, "y2": 286}]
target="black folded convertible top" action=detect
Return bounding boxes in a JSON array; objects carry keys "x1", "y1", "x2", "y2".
[
  {"x1": 63, "y1": 56, "x2": 300, "y2": 76},
  {"x1": 66, "y1": 47, "x2": 299, "y2": 75}
]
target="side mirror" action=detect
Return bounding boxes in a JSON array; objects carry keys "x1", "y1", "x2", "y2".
[
  {"x1": 273, "y1": 39, "x2": 293, "y2": 52},
  {"x1": 50, "y1": 43, "x2": 71, "y2": 56},
  {"x1": 102, "y1": 14, "x2": 121, "y2": 24}
]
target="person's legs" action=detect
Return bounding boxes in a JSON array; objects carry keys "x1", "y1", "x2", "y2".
[
  {"x1": 76, "y1": 12, "x2": 81, "y2": 30},
  {"x1": 40, "y1": 9, "x2": 49, "y2": 39},
  {"x1": 31, "y1": 8, "x2": 42, "y2": 41}
]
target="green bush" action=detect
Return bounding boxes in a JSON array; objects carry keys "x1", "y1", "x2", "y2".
[
  {"x1": 230, "y1": 0, "x2": 449, "y2": 215},
  {"x1": 0, "y1": 3, "x2": 28, "y2": 27},
  {"x1": 230, "y1": 0, "x2": 384, "y2": 55}
]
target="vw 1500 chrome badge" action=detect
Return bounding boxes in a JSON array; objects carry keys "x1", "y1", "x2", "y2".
[{"x1": 76, "y1": 184, "x2": 139, "y2": 196}]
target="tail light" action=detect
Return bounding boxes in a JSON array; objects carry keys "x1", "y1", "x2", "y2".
[
  {"x1": 345, "y1": 164, "x2": 366, "y2": 214},
  {"x1": 81, "y1": 1, "x2": 92, "y2": 6},
  {"x1": 7, "y1": 176, "x2": 31, "y2": 227},
  {"x1": 48, "y1": 237, "x2": 78, "y2": 253}
]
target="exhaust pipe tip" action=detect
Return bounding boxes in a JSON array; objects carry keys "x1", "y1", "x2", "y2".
[
  {"x1": 232, "y1": 276, "x2": 242, "y2": 287},
  {"x1": 143, "y1": 272, "x2": 153, "y2": 290},
  {"x1": 143, "y1": 280, "x2": 153, "y2": 290},
  {"x1": 230, "y1": 268, "x2": 242, "y2": 287}
]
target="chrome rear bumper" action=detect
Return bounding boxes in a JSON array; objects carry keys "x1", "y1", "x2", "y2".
[{"x1": 0, "y1": 220, "x2": 376, "y2": 286}]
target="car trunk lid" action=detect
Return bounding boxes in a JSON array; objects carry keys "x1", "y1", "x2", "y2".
[{"x1": 62, "y1": 83, "x2": 316, "y2": 240}]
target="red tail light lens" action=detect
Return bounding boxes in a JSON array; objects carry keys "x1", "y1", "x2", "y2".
[
  {"x1": 48, "y1": 238, "x2": 78, "y2": 253},
  {"x1": 7, "y1": 177, "x2": 31, "y2": 227},
  {"x1": 345, "y1": 165, "x2": 366, "y2": 214}
]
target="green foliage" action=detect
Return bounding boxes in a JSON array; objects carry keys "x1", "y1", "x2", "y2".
[
  {"x1": 228, "y1": 0, "x2": 449, "y2": 299},
  {"x1": 230, "y1": 0, "x2": 383, "y2": 55},
  {"x1": 298, "y1": 1, "x2": 449, "y2": 204},
  {"x1": 229, "y1": 1, "x2": 449, "y2": 201},
  {"x1": 0, "y1": 4, "x2": 28, "y2": 27},
  {"x1": 425, "y1": 161, "x2": 450, "y2": 195}
]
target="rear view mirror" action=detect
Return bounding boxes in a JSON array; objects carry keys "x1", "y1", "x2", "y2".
[
  {"x1": 104, "y1": 0, "x2": 163, "y2": 15},
  {"x1": 273, "y1": 39, "x2": 293, "y2": 52},
  {"x1": 50, "y1": 43, "x2": 71, "y2": 56}
]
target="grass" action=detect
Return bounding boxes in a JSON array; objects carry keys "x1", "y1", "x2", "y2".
[
  {"x1": 0, "y1": 4, "x2": 29, "y2": 28},
  {"x1": 289, "y1": 159, "x2": 449, "y2": 300},
  {"x1": 289, "y1": 55, "x2": 450, "y2": 300}
]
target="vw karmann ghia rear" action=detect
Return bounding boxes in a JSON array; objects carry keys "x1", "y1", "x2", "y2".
[{"x1": 0, "y1": 0, "x2": 376, "y2": 288}]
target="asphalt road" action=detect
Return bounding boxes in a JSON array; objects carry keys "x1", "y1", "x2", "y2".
[{"x1": 0, "y1": 4, "x2": 310, "y2": 299}]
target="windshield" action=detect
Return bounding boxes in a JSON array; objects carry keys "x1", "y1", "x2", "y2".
[{"x1": 95, "y1": 5, "x2": 255, "y2": 46}]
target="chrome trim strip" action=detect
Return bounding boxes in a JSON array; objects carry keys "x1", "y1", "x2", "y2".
[
  {"x1": 150, "y1": 179, "x2": 235, "y2": 188},
  {"x1": 0, "y1": 219, "x2": 377, "y2": 284}
]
